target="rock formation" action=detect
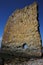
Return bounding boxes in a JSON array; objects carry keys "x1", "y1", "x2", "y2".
[
  {"x1": 2, "y1": 2, "x2": 42, "y2": 57},
  {"x1": 1, "y1": 2, "x2": 42, "y2": 65}
]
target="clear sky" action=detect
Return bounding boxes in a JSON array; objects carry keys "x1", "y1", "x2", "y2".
[{"x1": 0, "y1": 0, "x2": 43, "y2": 45}]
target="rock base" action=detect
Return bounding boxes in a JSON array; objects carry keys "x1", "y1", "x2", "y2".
[{"x1": 4, "y1": 58, "x2": 43, "y2": 65}]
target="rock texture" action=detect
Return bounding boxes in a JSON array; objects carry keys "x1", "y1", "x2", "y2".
[
  {"x1": 2, "y1": 2, "x2": 42, "y2": 57},
  {"x1": 4, "y1": 58, "x2": 43, "y2": 65}
]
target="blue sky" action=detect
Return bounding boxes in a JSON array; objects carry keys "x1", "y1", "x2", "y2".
[{"x1": 0, "y1": 0, "x2": 43, "y2": 45}]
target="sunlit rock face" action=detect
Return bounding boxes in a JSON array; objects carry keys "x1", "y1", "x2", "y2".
[{"x1": 2, "y1": 2, "x2": 42, "y2": 56}]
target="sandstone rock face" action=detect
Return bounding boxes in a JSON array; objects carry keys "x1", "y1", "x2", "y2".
[{"x1": 2, "y1": 2, "x2": 42, "y2": 56}]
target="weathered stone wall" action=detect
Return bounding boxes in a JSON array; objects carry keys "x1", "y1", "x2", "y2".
[{"x1": 2, "y1": 2, "x2": 42, "y2": 57}]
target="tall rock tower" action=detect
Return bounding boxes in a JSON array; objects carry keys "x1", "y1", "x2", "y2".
[{"x1": 1, "y1": 2, "x2": 42, "y2": 65}]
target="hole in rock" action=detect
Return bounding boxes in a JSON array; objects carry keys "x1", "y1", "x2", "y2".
[{"x1": 22, "y1": 43, "x2": 28, "y2": 49}]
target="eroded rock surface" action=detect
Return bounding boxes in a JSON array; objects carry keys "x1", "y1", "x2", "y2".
[
  {"x1": 4, "y1": 58, "x2": 43, "y2": 65},
  {"x1": 2, "y1": 2, "x2": 42, "y2": 57}
]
